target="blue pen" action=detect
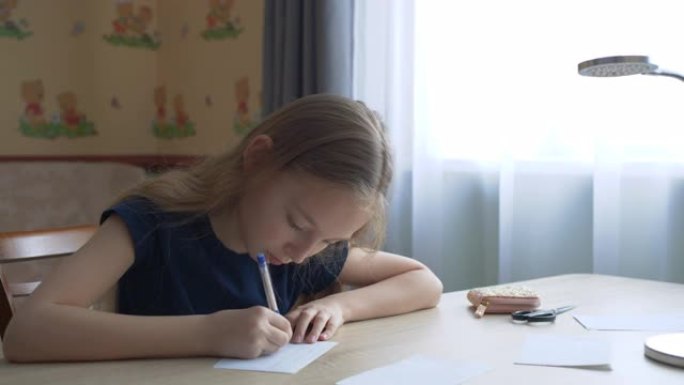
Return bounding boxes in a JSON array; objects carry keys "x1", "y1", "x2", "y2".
[{"x1": 256, "y1": 252, "x2": 279, "y2": 313}]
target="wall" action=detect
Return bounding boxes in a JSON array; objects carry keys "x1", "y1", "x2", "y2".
[{"x1": 0, "y1": 0, "x2": 263, "y2": 157}]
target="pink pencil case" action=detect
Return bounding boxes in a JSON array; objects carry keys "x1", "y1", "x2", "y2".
[{"x1": 467, "y1": 286, "x2": 541, "y2": 318}]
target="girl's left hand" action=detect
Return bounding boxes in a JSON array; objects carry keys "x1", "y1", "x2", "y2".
[{"x1": 285, "y1": 298, "x2": 344, "y2": 343}]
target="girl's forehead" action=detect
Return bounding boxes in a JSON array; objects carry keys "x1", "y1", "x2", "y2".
[
  {"x1": 274, "y1": 169, "x2": 337, "y2": 191},
  {"x1": 277, "y1": 172, "x2": 371, "y2": 228},
  {"x1": 285, "y1": 174, "x2": 357, "y2": 207}
]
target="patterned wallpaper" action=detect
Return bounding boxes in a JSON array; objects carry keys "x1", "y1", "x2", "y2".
[{"x1": 0, "y1": 0, "x2": 263, "y2": 156}]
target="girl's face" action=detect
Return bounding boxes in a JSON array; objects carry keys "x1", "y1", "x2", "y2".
[{"x1": 238, "y1": 170, "x2": 370, "y2": 265}]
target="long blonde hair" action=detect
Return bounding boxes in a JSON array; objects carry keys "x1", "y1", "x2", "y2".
[{"x1": 123, "y1": 94, "x2": 393, "y2": 250}]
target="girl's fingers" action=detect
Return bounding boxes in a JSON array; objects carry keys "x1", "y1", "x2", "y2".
[
  {"x1": 318, "y1": 317, "x2": 341, "y2": 341},
  {"x1": 285, "y1": 308, "x2": 301, "y2": 324},
  {"x1": 292, "y1": 309, "x2": 316, "y2": 343},
  {"x1": 263, "y1": 326, "x2": 291, "y2": 354},
  {"x1": 268, "y1": 311, "x2": 293, "y2": 338},
  {"x1": 305, "y1": 312, "x2": 330, "y2": 343}
]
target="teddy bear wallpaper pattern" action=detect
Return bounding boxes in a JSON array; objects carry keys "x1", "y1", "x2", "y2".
[
  {"x1": 102, "y1": 0, "x2": 244, "y2": 49},
  {"x1": 20, "y1": 79, "x2": 97, "y2": 139},
  {"x1": 0, "y1": 0, "x2": 30, "y2": 39},
  {"x1": 102, "y1": 0, "x2": 161, "y2": 50},
  {"x1": 3, "y1": 0, "x2": 260, "y2": 147}
]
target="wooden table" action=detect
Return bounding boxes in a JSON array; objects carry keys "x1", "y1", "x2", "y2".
[{"x1": 1, "y1": 274, "x2": 683, "y2": 384}]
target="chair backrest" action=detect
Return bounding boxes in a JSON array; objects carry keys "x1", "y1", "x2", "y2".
[
  {"x1": 0, "y1": 225, "x2": 97, "y2": 339},
  {"x1": 0, "y1": 161, "x2": 146, "y2": 232}
]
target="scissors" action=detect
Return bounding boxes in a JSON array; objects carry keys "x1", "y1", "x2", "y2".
[{"x1": 511, "y1": 305, "x2": 575, "y2": 324}]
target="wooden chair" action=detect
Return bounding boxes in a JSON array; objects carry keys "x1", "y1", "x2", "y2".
[{"x1": 0, "y1": 225, "x2": 98, "y2": 340}]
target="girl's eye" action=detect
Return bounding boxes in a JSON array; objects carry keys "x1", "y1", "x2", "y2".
[{"x1": 287, "y1": 215, "x2": 303, "y2": 231}]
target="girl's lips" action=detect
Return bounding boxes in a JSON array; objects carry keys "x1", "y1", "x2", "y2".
[{"x1": 267, "y1": 252, "x2": 288, "y2": 265}]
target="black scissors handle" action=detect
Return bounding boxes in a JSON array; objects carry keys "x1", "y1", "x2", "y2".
[
  {"x1": 511, "y1": 310, "x2": 556, "y2": 323},
  {"x1": 511, "y1": 305, "x2": 575, "y2": 324}
]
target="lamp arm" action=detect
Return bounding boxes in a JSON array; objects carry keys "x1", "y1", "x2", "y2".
[{"x1": 645, "y1": 70, "x2": 684, "y2": 82}]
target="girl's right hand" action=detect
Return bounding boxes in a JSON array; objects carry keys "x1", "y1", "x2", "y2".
[{"x1": 202, "y1": 306, "x2": 293, "y2": 358}]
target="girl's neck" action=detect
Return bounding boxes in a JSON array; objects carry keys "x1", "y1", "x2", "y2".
[{"x1": 208, "y1": 204, "x2": 247, "y2": 254}]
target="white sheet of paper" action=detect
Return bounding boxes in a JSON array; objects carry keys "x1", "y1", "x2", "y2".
[
  {"x1": 574, "y1": 313, "x2": 684, "y2": 332},
  {"x1": 336, "y1": 355, "x2": 491, "y2": 385},
  {"x1": 514, "y1": 334, "x2": 611, "y2": 370},
  {"x1": 214, "y1": 341, "x2": 337, "y2": 374}
]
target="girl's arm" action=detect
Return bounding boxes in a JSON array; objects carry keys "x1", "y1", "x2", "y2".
[
  {"x1": 336, "y1": 248, "x2": 443, "y2": 320},
  {"x1": 2, "y1": 215, "x2": 291, "y2": 362},
  {"x1": 286, "y1": 248, "x2": 443, "y2": 343}
]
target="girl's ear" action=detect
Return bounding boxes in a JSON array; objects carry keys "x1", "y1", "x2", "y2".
[{"x1": 243, "y1": 134, "x2": 274, "y2": 172}]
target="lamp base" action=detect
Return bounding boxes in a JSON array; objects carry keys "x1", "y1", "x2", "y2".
[{"x1": 644, "y1": 333, "x2": 684, "y2": 368}]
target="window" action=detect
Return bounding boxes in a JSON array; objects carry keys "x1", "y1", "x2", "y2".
[{"x1": 416, "y1": 0, "x2": 684, "y2": 162}]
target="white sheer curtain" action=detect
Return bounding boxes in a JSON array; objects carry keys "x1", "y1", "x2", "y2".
[{"x1": 355, "y1": 0, "x2": 684, "y2": 291}]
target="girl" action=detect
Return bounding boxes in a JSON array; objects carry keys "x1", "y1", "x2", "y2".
[{"x1": 3, "y1": 94, "x2": 443, "y2": 362}]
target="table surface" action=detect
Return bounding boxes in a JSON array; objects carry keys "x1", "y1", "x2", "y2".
[{"x1": 1, "y1": 274, "x2": 683, "y2": 384}]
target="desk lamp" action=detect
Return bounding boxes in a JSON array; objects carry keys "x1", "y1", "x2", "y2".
[
  {"x1": 578, "y1": 55, "x2": 684, "y2": 82},
  {"x1": 578, "y1": 54, "x2": 684, "y2": 368}
]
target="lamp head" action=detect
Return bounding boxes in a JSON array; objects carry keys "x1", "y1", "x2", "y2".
[{"x1": 578, "y1": 55, "x2": 658, "y2": 77}]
